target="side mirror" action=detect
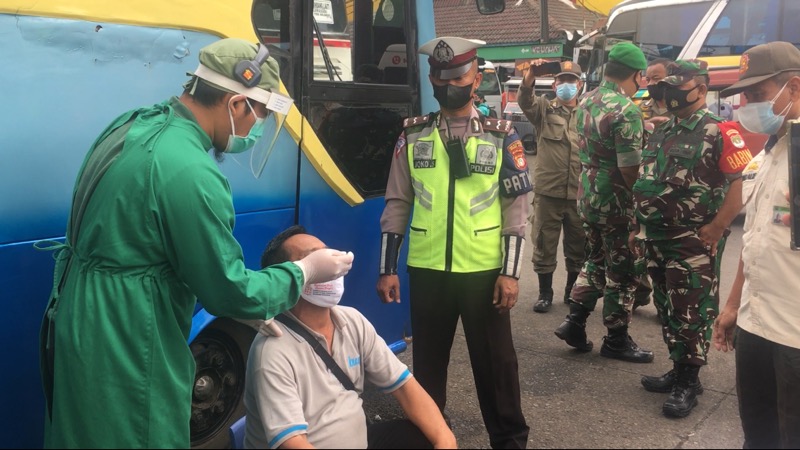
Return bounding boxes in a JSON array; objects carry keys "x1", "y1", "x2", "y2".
[{"x1": 476, "y1": 0, "x2": 505, "y2": 15}]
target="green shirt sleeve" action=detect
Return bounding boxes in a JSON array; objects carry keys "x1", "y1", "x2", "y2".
[
  {"x1": 153, "y1": 126, "x2": 302, "y2": 320},
  {"x1": 614, "y1": 103, "x2": 644, "y2": 168}
]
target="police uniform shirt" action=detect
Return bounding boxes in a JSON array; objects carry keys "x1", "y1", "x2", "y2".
[
  {"x1": 380, "y1": 107, "x2": 530, "y2": 238},
  {"x1": 244, "y1": 307, "x2": 411, "y2": 449}
]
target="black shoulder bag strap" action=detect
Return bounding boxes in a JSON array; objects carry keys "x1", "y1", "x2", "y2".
[{"x1": 274, "y1": 313, "x2": 356, "y2": 391}]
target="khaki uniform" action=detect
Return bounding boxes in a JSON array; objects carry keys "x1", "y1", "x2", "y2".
[{"x1": 518, "y1": 86, "x2": 585, "y2": 274}]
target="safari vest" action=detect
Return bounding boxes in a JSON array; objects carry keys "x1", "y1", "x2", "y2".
[{"x1": 405, "y1": 119, "x2": 506, "y2": 272}]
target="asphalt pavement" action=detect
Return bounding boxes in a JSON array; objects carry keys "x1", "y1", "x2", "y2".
[{"x1": 363, "y1": 157, "x2": 746, "y2": 449}]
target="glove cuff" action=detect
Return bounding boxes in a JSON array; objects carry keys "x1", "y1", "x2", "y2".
[
  {"x1": 501, "y1": 235, "x2": 525, "y2": 279},
  {"x1": 379, "y1": 232, "x2": 404, "y2": 275}
]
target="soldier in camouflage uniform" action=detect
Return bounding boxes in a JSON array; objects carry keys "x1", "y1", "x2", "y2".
[
  {"x1": 553, "y1": 42, "x2": 654, "y2": 364},
  {"x1": 632, "y1": 60, "x2": 751, "y2": 417}
]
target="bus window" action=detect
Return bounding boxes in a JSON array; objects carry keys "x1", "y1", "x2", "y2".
[
  {"x1": 699, "y1": 0, "x2": 800, "y2": 57},
  {"x1": 607, "y1": 2, "x2": 714, "y2": 61}
]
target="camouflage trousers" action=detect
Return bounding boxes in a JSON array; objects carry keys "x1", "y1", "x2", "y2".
[
  {"x1": 643, "y1": 234, "x2": 727, "y2": 366},
  {"x1": 570, "y1": 222, "x2": 637, "y2": 329}
]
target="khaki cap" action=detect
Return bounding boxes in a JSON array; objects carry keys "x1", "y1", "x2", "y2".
[
  {"x1": 556, "y1": 61, "x2": 582, "y2": 79},
  {"x1": 720, "y1": 42, "x2": 800, "y2": 97}
]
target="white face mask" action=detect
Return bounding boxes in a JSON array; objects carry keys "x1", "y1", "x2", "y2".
[{"x1": 301, "y1": 276, "x2": 344, "y2": 308}]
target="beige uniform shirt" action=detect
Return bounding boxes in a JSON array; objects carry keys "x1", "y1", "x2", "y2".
[
  {"x1": 739, "y1": 135, "x2": 800, "y2": 349},
  {"x1": 517, "y1": 85, "x2": 581, "y2": 199},
  {"x1": 244, "y1": 307, "x2": 411, "y2": 449}
]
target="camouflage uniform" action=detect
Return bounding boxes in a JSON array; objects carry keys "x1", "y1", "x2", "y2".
[
  {"x1": 633, "y1": 109, "x2": 750, "y2": 365},
  {"x1": 572, "y1": 80, "x2": 644, "y2": 329}
]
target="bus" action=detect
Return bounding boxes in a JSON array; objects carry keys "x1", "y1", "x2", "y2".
[
  {"x1": 578, "y1": 0, "x2": 800, "y2": 150},
  {"x1": 0, "y1": 0, "x2": 502, "y2": 447}
]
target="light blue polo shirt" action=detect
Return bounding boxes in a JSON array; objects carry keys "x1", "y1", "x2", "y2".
[{"x1": 244, "y1": 306, "x2": 412, "y2": 449}]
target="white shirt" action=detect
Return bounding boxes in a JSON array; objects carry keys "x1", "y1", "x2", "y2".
[
  {"x1": 243, "y1": 306, "x2": 411, "y2": 449},
  {"x1": 739, "y1": 135, "x2": 800, "y2": 349}
]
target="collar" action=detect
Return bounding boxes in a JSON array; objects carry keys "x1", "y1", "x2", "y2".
[
  {"x1": 436, "y1": 107, "x2": 484, "y2": 138},
  {"x1": 765, "y1": 134, "x2": 781, "y2": 153},
  {"x1": 282, "y1": 308, "x2": 347, "y2": 344},
  {"x1": 599, "y1": 79, "x2": 623, "y2": 94},
  {"x1": 665, "y1": 107, "x2": 707, "y2": 132}
]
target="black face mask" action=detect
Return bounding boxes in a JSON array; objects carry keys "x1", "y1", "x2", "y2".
[
  {"x1": 647, "y1": 84, "x2": 665, "y2": 101},
  {"x1": 664, "y1": 85, "x2": 700, "y2": 112},
  {"x1": 433, "y1": 83, "x2": 474, "y2": 110}
]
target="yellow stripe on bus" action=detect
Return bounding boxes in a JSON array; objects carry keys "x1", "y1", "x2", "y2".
[
  {"x1": 1, "y1": 0, "x2": 364, "y2": 205},
  {"x1": 697, "y1": 55, "x2": 742, "y2": 69}
]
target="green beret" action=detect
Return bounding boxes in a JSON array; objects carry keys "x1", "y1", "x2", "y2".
[
  {"x1": 186, "y1": 38, "x2": 281, "y2": 103},
  {"x1": 608, "y1": 42, "x2": 647, "y2": 71}
]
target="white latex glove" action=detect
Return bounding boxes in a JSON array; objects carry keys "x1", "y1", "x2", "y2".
[
  {"x1": 293, "y1": 249, "x2": 354, "y2": 285},
  {"x1": 235, "y1": 318, "x2": 283, "y2": 337}
]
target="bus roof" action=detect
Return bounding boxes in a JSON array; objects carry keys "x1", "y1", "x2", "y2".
[{"x1": 0, "y1": 0, "x2": 257, "y2": 40}]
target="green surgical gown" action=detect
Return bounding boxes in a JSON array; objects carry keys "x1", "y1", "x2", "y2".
[{"x1": 40, "y1": 97, "x2": 303, "y2": 448}]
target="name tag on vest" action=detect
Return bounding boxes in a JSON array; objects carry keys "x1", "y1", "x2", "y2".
[
  {"x1": 470, "y1": 163, "x2": 495, "y2": 174},
  {"x1": 414, "y1": 159, "x2": 437, "y2": 169}
]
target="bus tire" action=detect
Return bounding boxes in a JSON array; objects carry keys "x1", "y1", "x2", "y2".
[{"x1": 190, "y1": 318, "x2": 256, "y2": 449}]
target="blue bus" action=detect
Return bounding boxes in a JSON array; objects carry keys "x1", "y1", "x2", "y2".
[{"x1": 0, "y1": 0, "x2": 503, "y2": 447}]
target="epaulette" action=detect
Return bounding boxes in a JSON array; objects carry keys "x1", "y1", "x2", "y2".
[
  {"x1": 482, "y1": 117, "x2": 513, "y2": 134},
  {"x1": 403, "y1": 114, "x2": 433, "y2": 129}
]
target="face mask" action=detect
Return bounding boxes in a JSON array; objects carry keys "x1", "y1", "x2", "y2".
[
  {"x1": 301, "y1": 276, "x2": 344, "y2": 308},
  {"x1": 664, "y1": 85, "x2": 701, "y2": 112},
  {"x1": 433, "y1": 83, "x2": 474, "y2": 110},
  {"x1": 647, "y1": 84, "x2": 664, "y2": 101},
  {"x1": 737, "y1": 82, "x2": 793, "y2": 135},
  {"x1": 556, "y1": 83, "x2": 578, "y2": 101},
  {"x1": 225, "y1": 97, "x2": 266, "y2": 154}
]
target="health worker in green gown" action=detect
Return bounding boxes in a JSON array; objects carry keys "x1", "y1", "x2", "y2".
[{"x1": 38, "y1": 38, "x2": 354, "y2": 448}]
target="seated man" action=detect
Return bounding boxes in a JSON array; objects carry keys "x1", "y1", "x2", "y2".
[{"x1": 244, "y1": 225, "x2": 456, "y2": 449}]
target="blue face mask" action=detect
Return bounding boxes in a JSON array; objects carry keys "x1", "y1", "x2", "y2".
[
  {"x1": 737, "y1": 82, "x2": 793, "y2": 135},
  {"x1": 556, "y1": 82, "x2": 578, "y2": 101},
  {"x1": 225, "y1": 97, "x2": 266, "y2": 154}
]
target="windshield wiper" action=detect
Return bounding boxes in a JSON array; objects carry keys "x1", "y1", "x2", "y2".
[{"x1": 311, "y1": 16, "x2": 342, "y2": 81}]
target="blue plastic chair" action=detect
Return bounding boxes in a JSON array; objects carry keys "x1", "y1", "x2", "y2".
[{"x1": 229, "y1": 416, "x2": 247, "y2": 449}]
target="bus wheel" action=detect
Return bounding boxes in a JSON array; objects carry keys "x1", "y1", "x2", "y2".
[
  {"x1": 190, "y1": 318, "x2": 256, "y2": 449},
  {"x1": 522, "y1": 135, "x2": 537, "y2": 155}
]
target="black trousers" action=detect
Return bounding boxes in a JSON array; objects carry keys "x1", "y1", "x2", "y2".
[
  {"x1": 409, "y1": 268, "x2": 529, "y2": 449},
  {"x1": 736, "y1": 327, "x2": 800, "y2": 449},
  {"x1": 367, "y1": 419, "x2": 433, "y2": 449}
]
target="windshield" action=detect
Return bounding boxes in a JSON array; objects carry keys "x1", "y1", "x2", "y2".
[
  {"x1": 606, "y1": 1, "x2": 714, "y2": 61},
  {"x1": 699, "y1": 0, "x2": 800, "y2": 56},
  {"x1": 477, "y1": 70, "x2": 501, "y2": 96}
]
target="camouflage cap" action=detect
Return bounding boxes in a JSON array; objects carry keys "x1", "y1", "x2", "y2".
[
  {"x1": 186, "y1": 38, "x2": 283, "y2": 107},
  {"x1": 721, "y1": 41, "x2": 800, "y2": 97},
  {"x1": 660, "y1": 59, "x2": 709, "y2": 86},
  {"x1": 608, "y1": 42, "x2": 647, "y2": 70},
  {"x1": 555, "y1": 61, "x2": 582, "y2": 79}
]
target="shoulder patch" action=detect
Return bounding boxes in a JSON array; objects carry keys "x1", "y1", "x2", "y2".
[
  {"x1": 403, "y1": 114, "x2": 432, "y2": 128},
  {"x1": 718, "y1": 121, "x2": 752, "y2": 174},
  {"x1": 507, "y1": 140, "x2": 527, "y2": 170},
  {"x1": 482, "y1": 118, "x2": 513, "y2": 133}
]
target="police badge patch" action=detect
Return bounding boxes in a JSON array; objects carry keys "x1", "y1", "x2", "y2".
[
  {"x1": 413, "y1": 141, "x2": 436, "y2": 169},
  {"x1": 471, "y1": 144, "x2": 497, "y2": 174},
  {"x1": 433, "y1": 40, "x2": 455, "y2": 64}
]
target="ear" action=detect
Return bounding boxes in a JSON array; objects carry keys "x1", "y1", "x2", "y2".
[
  {"x1": 473, "y1": 71, "x2": 483, "y2": 87},
  {"x1": 788, "y1": 76, "x2": 800, "y2": 101}
]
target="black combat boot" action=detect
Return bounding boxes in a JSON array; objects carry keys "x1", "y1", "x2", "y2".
[
  {"x1": 563, "y1": 271, "x2": 580, "y2": 304},
  {"x1": 662, "y1": 364, "x2": 701, "y2": 418},
  {"x1": 554, "y1": 302, "x2": 593, "y2": 351},
  {"x1": 600, "y1": 327, "x2": 654, "y2": 363},
  {"x1": 641, "y1": 362, "x2": 704, "y2": 394},
  {"x1": 533, "y1": 272, "x2": 554, "y2": 313}
]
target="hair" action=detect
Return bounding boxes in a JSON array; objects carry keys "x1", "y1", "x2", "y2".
[
  {"x1": 648, "y1": 58, "x2": 672, "y2": 69},
  {"x1": 773, "y1": 70, "x2": 800, "y2": 85},
  {"x1": 183, "y1": 78, "x2": 229, "y2": 107},
  {"x1": 693, "y1": 74, "x2": 710, "y2": 87},
  {"x1": 604, "y1": 60, "x2": 638, "y2": 81},
  {"x1": 261, "y1": 225, "x2": 308, "y2": 268}
]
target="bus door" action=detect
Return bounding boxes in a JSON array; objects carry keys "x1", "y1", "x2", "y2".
[{"x1": 252, "y1": 0, "x2": 428, "y2": 349}]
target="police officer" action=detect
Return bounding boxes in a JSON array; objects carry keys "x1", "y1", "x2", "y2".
[
  {"x1": 554, "y1": 42, "x2": 654, "y2": 363},
  {"x1": 376, "y1": 36, "x2": 531, "y2": 448},
  {"x1": 518, "y1": 60, "x2": 586, "y2": 312},
  {"x1": 633, "y1": 60, "x2": 750, "y2": 417}
]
